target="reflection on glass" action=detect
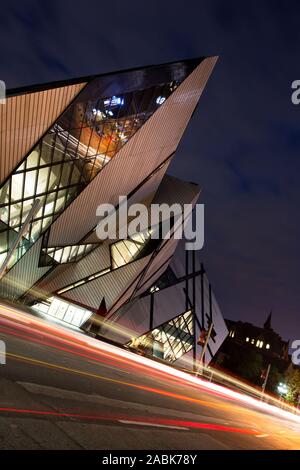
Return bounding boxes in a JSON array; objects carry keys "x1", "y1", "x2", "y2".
[
  {"x1": 0, "y1": 75, "x2": 181, "y2": 270},
  {"x1": 129, "y1": 310, "x2": 193, "y2": 363},
  {"x1": 43, "y1": 243, "x2": 95, "y2": 265}
]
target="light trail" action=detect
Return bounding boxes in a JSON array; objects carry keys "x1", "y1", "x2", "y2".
[
  {"x1": 6, "y1": 352, "x2": 244, "y2": 414},
  {"x1": 0, "y1": 406, "x2": 257, "y2": 435},
  {"x1": 1, "y1": 302, "x2": 300, "y2": 427},
  {"x1": 0, "y1": 322, "x2": 194, "y2": 388}
]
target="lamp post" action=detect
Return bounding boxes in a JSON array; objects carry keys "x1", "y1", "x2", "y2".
[
  {"x1": 277, "y1": 382, "x2": 288, "y2": 408},
  {"x1": 261, "y1": 363, "x2": 271, "y2": 401},
  {"x1": 277, "y1": 382, "x2": 288, "y2": 396}
]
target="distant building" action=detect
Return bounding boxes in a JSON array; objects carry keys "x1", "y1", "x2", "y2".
[{"x1": 213, "y1": 313, "x2": 290, "y2": 385}]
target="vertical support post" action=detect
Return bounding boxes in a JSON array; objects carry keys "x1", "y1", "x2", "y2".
[
  {"x1": 261, "y1": 363, "x2": 271, "y2": 400},
  {"x1": 192, "y1": 250, "x2": 197, "y2": 372},
  {"x1": 200, "y1": 263, "x2": 205, "y2": 327},
  {"x1": 149, "y1": 292, "x2": 154, "y2": 331},
  {"x1": 196, "y1": 321, "x2": 214, "y2": 377}
]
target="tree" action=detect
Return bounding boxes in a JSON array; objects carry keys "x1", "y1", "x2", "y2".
[
  {"x1": 234, "y1": 349, "x2": 263, "y2": 384},
  {"x1": 284, "y1": 365, "x2": 300, "y2": 405},
  {"x1": 266, "y1": 366, "x2": 282, "y2": 393}
]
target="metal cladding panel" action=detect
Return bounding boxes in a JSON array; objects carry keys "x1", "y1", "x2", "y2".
[
  {"x1": 0, "y1": 238, "x2": 51, "y2": 299},
  {"x1": 170, "y1": 256, "x2": 227, "y2": 366},
  {"x1": 35, "y1": 243, "x2": 111, "y2": 296},
  {"x1": 152, "y1": 280, "x2": 187, "y2": 327},
  {"x1": 0, "y1": 83, "x2": 86, "y2": 185},
  {"x1": 133, "y1": 187, "x2": 200, "y2": 297},
  {"x1": 104, "y1": 268, "x2": 150, "y2": 320},
  {"x1": 29, "y1": 264, "x2": 69, "y2": 300},
  {"x1": 102, "y1": 296, "x2": 151, "y2": 343},
  {"x1": 134, "y1": 237, "x2": 179, "y2": 297},
  {"x1": 152, "y1": 174, "x2": 200, "y2": 206},
  {"x1": 196, "y1": 274, "x2": 228, "y2": 365},
  {"x1": 174, "y1": 349, "x2": 194, "y2": 370},
  {"x1": 83, "y1": 159, "x2": 171, "y2": 244},
  {"x1": 61, "y1": 256, "x2": 150, "y2": 311},
  {"x1": 169, "y1": 239, "x2": 187, "y2": 278},
  {"x1": 48, "y1": 57, "x2": 217, "y2": 247}
]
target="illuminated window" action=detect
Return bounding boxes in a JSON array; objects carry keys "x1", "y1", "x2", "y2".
[
  {"x1": 33, "y1": 297, "x2": 92, "y2": 327},
  {"x1": 0, "y1": 74, "x2": 184, "y2": 269},
  {"x1": 266, "y1": 344, "x2": 270, "y2": 349},
  {"x1": 150, "y1": 286, "x2": 160, "y2": 293},
  {"x1": 55, "y1": 229, "x2": 154, "y2": 296},
  {"x1": 41, "y1": 243, "x2": 96, "y2": 265},
  {"x1": 251, "y1": 339, "x2": 255, "y2": 344},
  {"x1": 246, "y1": 337, "x2": 249, "y2": 342},
  {"x1": 128, "y1": 310, "x2": 193, "y2": 362},
  {"x1": 111, "y1": 229, "x2": 152, "y2": 269}
]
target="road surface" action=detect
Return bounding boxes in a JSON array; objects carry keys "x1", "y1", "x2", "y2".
[{"x1": 0, "y1": 301, "x2": 299, "y2": 450}]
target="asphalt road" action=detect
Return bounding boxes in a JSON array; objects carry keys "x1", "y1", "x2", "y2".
[{"x1": 0, "y1": 302, "x2": 299, "y2": 450}]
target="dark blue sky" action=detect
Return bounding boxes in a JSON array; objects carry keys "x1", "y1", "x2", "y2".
[{"x1": 1, "y1": 1, "x2": 300, "y2": 341}]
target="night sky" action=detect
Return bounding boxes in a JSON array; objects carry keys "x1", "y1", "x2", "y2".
[{"x1": 1, "y1": 1, "x2": 300, "y2": 342}]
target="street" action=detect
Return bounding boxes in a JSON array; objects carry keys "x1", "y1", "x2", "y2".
[{"x1": 0, "y1": 302, "x2": 299, "y2": 450}]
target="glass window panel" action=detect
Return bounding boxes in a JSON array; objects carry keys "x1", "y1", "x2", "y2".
[
  {"x1": 44, "y1": 199, "x2": 55, "y2": 216},
  {"x1": 30, "y1": 220, "x2": 42, "y2": 241},
  {"x1": 0, "y1": 181, "x2": 10, "y2": 205},
  {"x1": 41, "y1": 134, "x2": 56, "y2": 164},
  {"x1": 56, "y1": 301, "x2": 68, "y2": 320},
  {"x1": 61, "y1": 246, "x2": 71, "y2": 263},
  {"x1": 0, "y1": 207, "x2": 9, "y2": 224},
  {"x1": 115, "y1": 242, "x2": 132, "y2": 264},
  {"x1": 54, "y1": 189, "x2": 68, "y2": 213},
  {"x1": 24, "y1": 170, "x2": 37, "y2": 199},
  {"x1": 9, "y1": 204, "x2": 22, "y2": 227},
  {"x1": 0, "y1": 231, "x2": 7, "y2": 252},
  {"x1": 11, "y1": 173, "x2": 24, "y2": 201},
  {"x1": 63, "y1": 306, "x2": 75, "y2": 324},
  {"x1": 26, "y1": 150, "x2": 39, "y2": 169},
  {"x1": 72, "y1": 309, "x2": 86, "y2": 326},
  {"x1": 111, "y1": 245, "x2": 125, "y2": 268},
  {"x1": 60, "y1": 163, "x2": 72, "y2": 187},
  {"x1": 70, "y1": 245, "x2": 79, "y2": 258},
  {"x1": 77, "y1": 245, "x2": 85, "y2": 257},
  {"x1": 36, "y1": 167, "x2": 50, "y2": 194},
  {"x1": 53, "y1": 248, "x2": 63, "y2": 263},
  {"x1": 21, "y1": 199, "x2": 34, "y2": 223},
  {"x1": 41, "y1": 216, "x2": 53, "y2": 231},
  {"x1": 124, "y1": 240, "x2": 140, "y2": 257},
  {"x1": 16, "y1": 162, "x2": 25, "y2": 172},
  {"x1": 0, "y1": 67, "x2": 187, "y2": 271}
]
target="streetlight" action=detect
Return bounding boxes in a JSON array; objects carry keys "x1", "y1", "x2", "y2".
[{"x1": 277, "y1": 382, "x2": 288, "y2": 397}]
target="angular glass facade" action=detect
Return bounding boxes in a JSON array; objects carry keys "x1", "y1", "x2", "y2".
[
  {"x1": 0, "y1": 69, "x2": 188, "y2": 270},
  {"x1": 55, "y1": 231, "x2": 154, "y2": 295},
  {"x1": 111, "y1": 229, "x2": 152, "y2": 268},
  {"x1": 128, "y1": 310, "x2": 194, "y2": 363},
  {"x1": 41, "y1": 243, "x2": 96, "y2": 265},
  {"x1": 33, "y1": 296, "x2": 92, "y2": 327}
]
